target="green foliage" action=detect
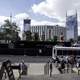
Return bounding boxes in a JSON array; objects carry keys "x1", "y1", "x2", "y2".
[
  {"x1": 69, "y1": 38, "x2": 74, "y2": 43},
  {"x1": 25, "y1": 31, "x2": 32, "y2": 41},
  {"x1": 33, "y1": 32, "x2": 39, "y2": 41},
  {"x1": 24, "y1": 31, "x2": 39, "y2": 41},
  {"x1": 53, "y1": 36, "x2": 58, "y2": 42},
  {"x1": 46, "y1": 36, "x2": 58, "y2": 42},
  {"x1": 0, "y1": 19, "x2": 20, "y2": 43},
  {"x1": 69, "y1": 38, "x2": 74, "y2": 46}
]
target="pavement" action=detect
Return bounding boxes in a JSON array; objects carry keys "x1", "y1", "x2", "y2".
[
  {"x1": 0, "y1": 55, "x2": 80, "y2": 80},
  {"x1": 0, "y1": 55, "x2": 51, "y2": 63},
  {"x1": 20, "y1": 73, "x2": 80, "y2": 80},
  {"x1": 0, "y1": 55, "x2": 60, "y2": 80}
]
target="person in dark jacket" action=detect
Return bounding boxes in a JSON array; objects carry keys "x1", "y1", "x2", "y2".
[
  {"x1": 58, "y1": 60, "x2": 65, "y2": 74},
  {"x1": 49, "y1": 59, "x2": 53, "y2": 77},
  {"x1": 50, "y1": 63, "x2": 52, "y2": 77}
]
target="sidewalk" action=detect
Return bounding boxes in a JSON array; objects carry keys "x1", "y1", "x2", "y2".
[
  {"x1": 20, "y1": 73, "x2": 80, "y2": 80},
  {"x1": 52, "y1": 64, "x2": 60, "y2": 75},
  {"x1": 13, "y1": 63, "x2": 60, "y2": 76}
]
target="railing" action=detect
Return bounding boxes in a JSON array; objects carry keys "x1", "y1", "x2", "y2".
[{"x1": 0, "y1": 48, "x2": 52, "y2": 56}]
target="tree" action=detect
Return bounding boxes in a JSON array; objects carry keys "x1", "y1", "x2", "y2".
[
  {"x1": 1, "y1": 19, "x2": 20, "y2": 43},
  {"x1": 53, "y1": 36, "x2": 58, "y2": 42},
  {"x1": 69, "y1": 38, "x2": 74, "y2": 46},
  {"x1": 69, "y1": 38, "x2": 74, "y2": 43},
  {"x1": 25, "y1": 31, "x2": 32, "y2": 41},
  {"x1": 33, "y1": 32, "x2": 39, "y2": 41}
]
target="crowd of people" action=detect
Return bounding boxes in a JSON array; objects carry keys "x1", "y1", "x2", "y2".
[{"x1": 53, "y1": 55, "x2": 80, "y2": 73}]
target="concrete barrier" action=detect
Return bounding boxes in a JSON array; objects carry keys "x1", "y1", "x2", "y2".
[
  {"x1": 73, "y1": 68, "x2": 80, "y2": 75},
  {"x1": 28, "y1": 63, "x2": 45, "y2": 75},
  {"x1": 44, "y1": 63, "x2": 49, "y2": 75}
]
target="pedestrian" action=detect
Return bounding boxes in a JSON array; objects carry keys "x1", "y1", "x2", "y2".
[
  {"x1": 49, "y1": 59, "x2": 53, "y2": 77},
  {"x1": 50, "y1": 63, "x2": 52, "y2": 77},
  {"x1": 56, "y1": 56, "x2": 59, "y2": 67},
  {"x1": 65, "y1": 56, "x2": 69, "y2": 73},
  {"x1": 76, "y1": 62, "x2": 79, "y2": 69},
  {"x1": 58, "y1": 60, "x2": 65, "y2": 74},
  {"x1": 70, "y1": 55, "x2": 74, "y2": 73},
  {"x1": 58, "y1": 63, "x2": 63, "y2": 73},
  {"x1": 22, "y1": 61, "x2": 27, "y2": 75},
  {"x1": 66, "y1": 60, "x2": 69, "y2": 73},
  {"x1": 20, "y1": 60, "x2": 27, "y2": 75},
  {"x1": 61, "y1": 60, "x2": 65, "y2": 73}
]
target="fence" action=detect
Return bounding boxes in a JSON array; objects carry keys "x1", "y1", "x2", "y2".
[{"x1": 0, "y1": 47, "x2": 52, "y2": 56}]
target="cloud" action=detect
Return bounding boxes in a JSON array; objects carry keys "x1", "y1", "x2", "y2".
[
  {"x1": 0, "y1": 13, "x2": 30, "y2": 38},
  {"x1": 15, "y1": 13, "x2": 30, "y2": 20},
  {"x1": 32, "y1": 0, "x2": 80, "y2": 21},
  {"x1": 0, "y1": 12, "x2": 79, "y2": 36},
  {"x1": 14, "y1": 13, "x2": 65, "y2": 31},
  {"x1": 0, "y1": 13, "x2": 30, "y2": 26},
  {"x1": 32, "y1": 0, "x2": 80, "y2": 35},
  {"x1": 31, "y1": 19, "x2": 65, "y2": 26},
  {"x1": 0, "y1": 16, "x2": 9, "y2": 25},
  {"x1": 14, "y1": 13, "x2": 30, "y2": 31}
]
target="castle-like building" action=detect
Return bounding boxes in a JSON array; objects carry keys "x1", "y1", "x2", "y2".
[{"x1": 66, "y1": 12, "x2": 78, "y2": 41}]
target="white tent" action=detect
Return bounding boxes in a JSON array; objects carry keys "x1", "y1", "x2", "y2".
[{"x1": 52, "y1": 46, "x2": 80, "y2": 58}]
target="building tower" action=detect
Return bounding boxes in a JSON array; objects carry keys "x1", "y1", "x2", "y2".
[
  {"x1": 66, "y1": 11, "x2": 78, "y2": 41},
  {"x1": 23, "y1": 19, "x2": 31, "y2": 40},
  {"x1": 23, "y1": 19, "x2": 31, "y2": 32}
]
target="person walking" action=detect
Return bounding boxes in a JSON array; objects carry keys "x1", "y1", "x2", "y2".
[
  {"x1": 56, "y1": 56, "x2": 59, "y2": 67},
  {"x1": 58, "y1": 60, "x2": 65, "y2": 74},
  {"x1": 49, "y1": 59, "x2": 53, "y2": 77},
  {"x1": 70, "y1": 55, "x2": 74, "y2": 73},
  {"x1": 65, "y1": 56, "x2": 69, "y2": 73},
  {"x1": 20, "y1": 60, "x2": 27, "y2": 75}
]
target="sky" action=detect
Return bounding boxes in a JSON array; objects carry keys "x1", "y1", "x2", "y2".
[{"x1": 0, "y1": 0, "x2": 80, "y2": 35}]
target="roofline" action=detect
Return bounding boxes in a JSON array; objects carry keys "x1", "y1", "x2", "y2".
[{"x1": 53, "y1": 46, "x2": 80, "y2": 50}]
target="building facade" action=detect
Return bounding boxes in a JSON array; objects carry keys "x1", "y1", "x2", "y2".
[
  {"x1": 31, "y1": 25, "x2": 66, "y2": 41},
  {"x1": 66, "y1": 13, "x2": 78, "y2": 41}
]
